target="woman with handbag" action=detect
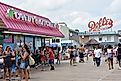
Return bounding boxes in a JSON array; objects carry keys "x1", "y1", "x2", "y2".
[{"x1": 20, "y1": 44, "x2": 30, "y2": 81}]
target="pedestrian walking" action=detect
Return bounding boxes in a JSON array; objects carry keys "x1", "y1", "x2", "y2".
[
  {"x1": 16, "y1": 46, "x2": 23, "y2": 78},
  {"x1": 69, "y1": 46, "x2": 74, "y2": 65},
  {"x1": 94, "y1": 46, "x2": 102, "y2": 67},
  {"x1": 73, "y1": 46, "x2": 78, "y2": 64},
  {"x1": 104, "y1": 47, "x2": 108, "y2": 62},
  {"x1": 117, "y1": 43, "x2": 121, "y2": 69},
  {"x1": 92, "y1": 50, "x2": 96, "y2": 65},
  {"x1": 85, "y1": 48, "x2": 89, "y2": 62},
  {"x1": 78, "y1": 45, "x2": 85, "y2": 63},
  {"x1": 46, "y1": 47, "x2": 55, "y2": 70},
  {"x1": 3, "y1": 46, "x2": 12, "y2": 81},
  {"x1": 56, "y1": 47, "x2": 61, "y2": 64},
  {"x1": 20, "y1": 44, "x2": 30, "y2": 81},
  {"x1": 40, "y1": 47, "x2": 46, "y2": 71},
  {"x1": 11, "y1": 50, "x2": 16, "y2": 77},
  {"x1": 107, "y1": 45, "x2": 114, "y2": 70}
]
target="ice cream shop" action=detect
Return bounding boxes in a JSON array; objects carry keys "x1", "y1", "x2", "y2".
[{"x1": 0, "y1": 2, "x2": 64, "y2": 51}]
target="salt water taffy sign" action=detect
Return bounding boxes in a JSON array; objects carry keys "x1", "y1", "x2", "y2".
[
  {"x1": 88, "y1": 17, "x2": 113, "y2": 32},
  {"x1": 6, "y1": 8, "x2": 52, "y2": 27}
]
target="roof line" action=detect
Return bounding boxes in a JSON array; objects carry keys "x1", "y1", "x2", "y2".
[{"x1": 0, "y1": 2, "x2": 51, "y2": 22}]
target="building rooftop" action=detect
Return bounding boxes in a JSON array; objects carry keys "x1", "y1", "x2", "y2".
[{"x1": 79, "y1": 31, "x2": 118, "y2": 36}]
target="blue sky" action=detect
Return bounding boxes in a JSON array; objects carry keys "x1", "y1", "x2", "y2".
[{"x1": 0, "y1": 0, "x2": 121, "y2": 31}]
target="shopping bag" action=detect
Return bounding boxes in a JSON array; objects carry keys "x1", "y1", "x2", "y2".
[{"x1": 29, "y1": 55, "x2": 35, "y2": 66}]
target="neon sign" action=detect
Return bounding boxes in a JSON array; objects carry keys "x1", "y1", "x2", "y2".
[{"x1": 88, "y1": 17, "x2": 113, "y2": 32}]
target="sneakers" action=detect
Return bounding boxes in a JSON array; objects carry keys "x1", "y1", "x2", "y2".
[{"x1": 118, "y1": 67, "x2": 121, "y2": 70}]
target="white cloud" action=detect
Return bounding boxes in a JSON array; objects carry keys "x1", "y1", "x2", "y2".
[
  {"x1": 0, "y1": 0, "x2": 121, "y2": 32},
  {"x1": 57, "y1": 11, "x2": 92, "y2": 31},
  {"x1": 106, "y1": 0, "x2": 121, "y2": 13},
  {"x1": 19, "y1": 0, "x2": 72, "y2": 10}
]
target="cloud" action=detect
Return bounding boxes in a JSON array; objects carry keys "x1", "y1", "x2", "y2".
[
  {"x1": 19, "y1": 0, "x2": 73, "y2": 11},
  {"x1": 106, "y1": 0, "x2": 121, "y2": 13},
  {"x1": 54, "y1": 11, "x2": 92, "y2": 31},
  {"x1": 1, "y1": 0, "x2": 121, "y2": 32}
]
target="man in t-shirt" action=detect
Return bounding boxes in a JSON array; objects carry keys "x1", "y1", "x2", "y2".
[
  {"x1": 94, "y1": 46, "x2": 102, "y2": 67},
  {"x1": 117, "y1": 43, "x2": 121, "y2": 69}
]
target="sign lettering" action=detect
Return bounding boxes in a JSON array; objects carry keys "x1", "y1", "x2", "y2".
[
  {"x1": 88, "y1": 17, "x2": 113, "y2": 32},
  {"x1": 6, "y1": 8, "x2": 53, "y2": 27}
]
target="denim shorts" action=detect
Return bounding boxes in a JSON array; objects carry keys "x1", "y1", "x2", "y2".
[{"x1": 49, "y1": 59, "x2": 54, "y2": 64}]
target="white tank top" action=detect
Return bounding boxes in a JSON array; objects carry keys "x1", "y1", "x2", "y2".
[{"x1": 107, "y1": 49, "x2": 112, "y2": 54}]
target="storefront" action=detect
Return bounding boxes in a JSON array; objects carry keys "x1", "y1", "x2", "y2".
[{"x1": 0, "y1": 2, "x2": 64, "y2": 52}]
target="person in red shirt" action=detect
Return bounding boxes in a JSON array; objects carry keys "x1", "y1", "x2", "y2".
[
  {"x1": 56, "y1": 47, "x2": 61, "y2": 64},
  {"x1": 48, "y1": 47, "x2": 55, "y2": 70},
  {"x1": 40, "y1": 47, "x2": 46, "y2": 71}
]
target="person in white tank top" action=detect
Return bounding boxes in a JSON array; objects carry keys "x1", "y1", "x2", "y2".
[{"x1": 107, "y1": 45, "x2": 114, "y2": 70}]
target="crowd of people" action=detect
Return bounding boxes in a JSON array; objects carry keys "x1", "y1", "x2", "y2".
[
  {"x1": 65, "y1": 44, "x2": 121, "y2": 70},
  {"x1": 93, "y1": 43, "x2": 121, "y2": 70},
  {"x1": 0, "y1": 44, "x2": 59, "y2": 81},
  {"x1": 0, "y1": 43, "x2": 121, "y2": 81},
  {"x1": 0, "y1": 44, "x2": 30, "y2": 81}
]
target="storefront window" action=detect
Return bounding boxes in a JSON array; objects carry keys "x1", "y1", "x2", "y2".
[
  {"x1": 41, "y1": 38, "x2": 45, "y2": 47},
  {"x1": 35, "y1": 37, "x2": 41, "y2": 50},
  {"x1": 14, "y1": 35, "x2": 24, "y2": 49},
  {"x1": 25, "y1": 36, "x2": 33, "y2": 52}
]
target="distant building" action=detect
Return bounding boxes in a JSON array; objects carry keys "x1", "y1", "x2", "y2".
[
  {"x1": 118, "y1": 30, "x2": 121, "y2": 43},
  {"x1": 49, "y1": 22, "x2": 80, "y2": 48},
  {"x1": 79, "y1": 31, "x2": 119, "y2": 47}
]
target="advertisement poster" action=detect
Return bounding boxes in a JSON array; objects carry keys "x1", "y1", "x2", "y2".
[{"x1": 3, "y1": 43, "x2": 14, "y2": 51}]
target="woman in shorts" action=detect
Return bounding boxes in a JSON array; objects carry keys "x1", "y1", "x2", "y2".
[
  {"x1": 20, "y1": 44, "x2": 30, "y2": 81},
  {"x1": 107, "y1": 45, "x2": 114, "y2": 70}
]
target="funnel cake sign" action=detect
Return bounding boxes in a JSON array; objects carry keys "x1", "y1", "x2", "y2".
[{"x1": 88, "y1": 17, "x2": 113, "y2": 32}]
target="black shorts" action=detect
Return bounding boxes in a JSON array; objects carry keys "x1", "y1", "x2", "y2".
[
  {"x1": 79, "y1": 53, "x2": 84, "y2": 58},
  {"x1": 108, "y1": 57, "x2": 113, "y2": 61},
  {"x1": 117, "y1": 55, "x2": 121, "y2": 61},
  {"x1": 70, "y1": 54, "x2": 74, "y2": 59}
]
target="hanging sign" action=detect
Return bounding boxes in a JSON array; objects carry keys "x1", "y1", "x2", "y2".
[{"x1": 88, "y1": 17, "x2": 113, "y2": 32}]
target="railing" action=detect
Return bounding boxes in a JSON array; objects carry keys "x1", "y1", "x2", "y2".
[{"x1": 79, "y1": 31, "x2": 117, "y2": 35}]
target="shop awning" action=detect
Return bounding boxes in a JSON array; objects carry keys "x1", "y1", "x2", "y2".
[{"x1": 0, "y1": 2, "x2": 64, "y2": 37}]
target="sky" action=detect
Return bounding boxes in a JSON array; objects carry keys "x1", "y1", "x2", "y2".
[{"x1": 0, "y1": 0, "x2": 121, "y2": 32}]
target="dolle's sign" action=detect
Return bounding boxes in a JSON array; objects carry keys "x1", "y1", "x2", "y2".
[
  {"x1": 6, "y1": 8, "x2": 52, "y2": 27},
  {"x1": 88, "y1": 17, "x2": 113, "y2": 32}
]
